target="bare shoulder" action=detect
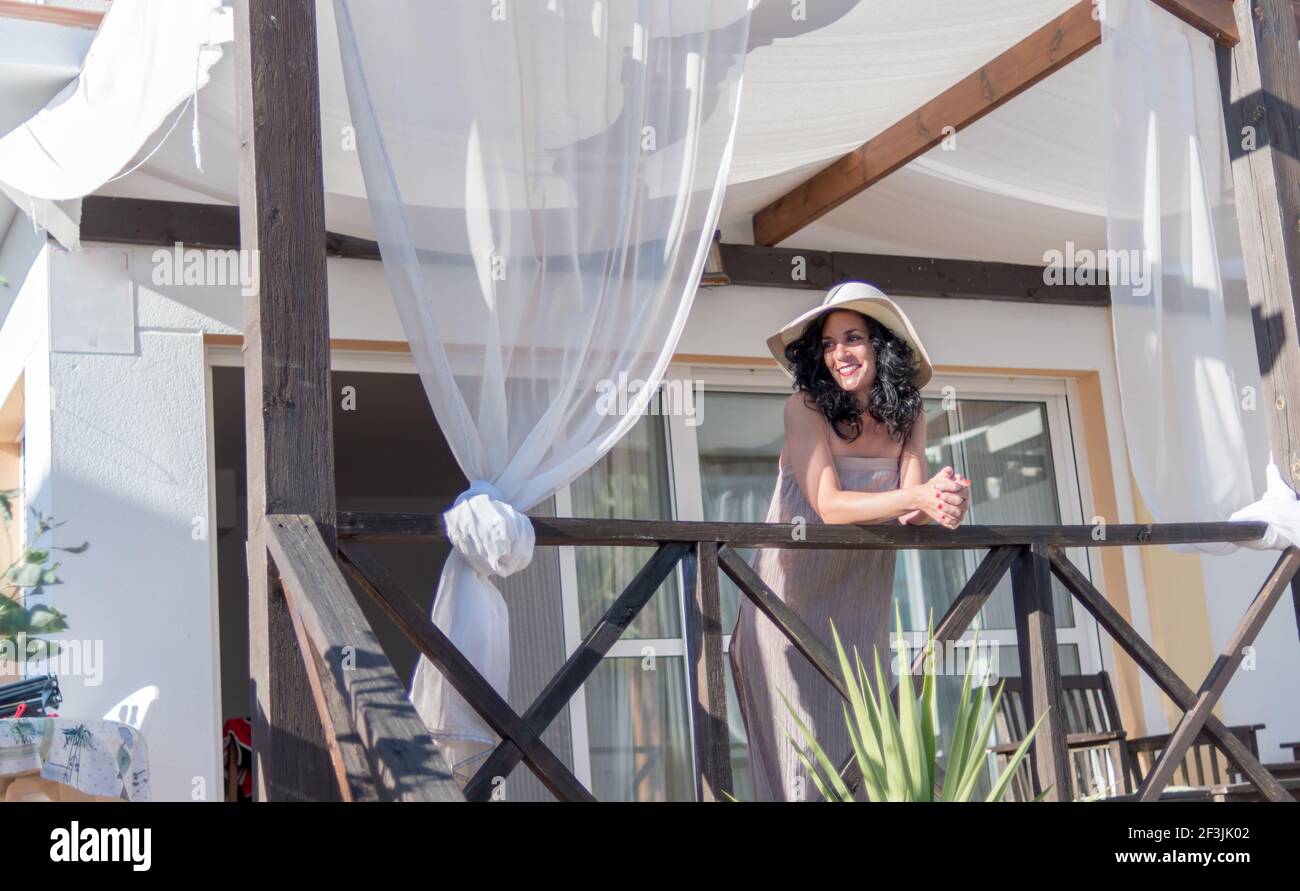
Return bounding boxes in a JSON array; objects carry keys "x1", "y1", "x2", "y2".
[{"x1": 782, "y1": 391, "x2": 821, "y2": 431}]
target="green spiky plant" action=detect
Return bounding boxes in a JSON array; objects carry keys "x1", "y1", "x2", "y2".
[
  {"x1": 0, "y1": 489, "x2": 88, "y2": 663},
  {"x1": 781, "y1": 602, "x2": 1049, "y2": 802}
]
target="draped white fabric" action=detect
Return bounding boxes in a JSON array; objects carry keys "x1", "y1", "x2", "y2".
[
  {"x1": 334, "y1": 0, "x2": 752, "y2": 778},
  {"x1": 0, "y1": 0, "x2": 231, "y2": 248},
  {"x1": 1101, "y1": 0, "x2": 1300, "y2": 554}
]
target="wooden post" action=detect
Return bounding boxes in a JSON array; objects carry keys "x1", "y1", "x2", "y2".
[
  {"x1": 683, "y1": 541, "x2": 734, "y2": 801},
  {"x1": 1217, "y1": 0, "x2": 1300, "y2": 642},
  {"x1": 235, "y1": 0, "x2": 338, "y2": 801},
  {"x1": 1011, "y1": 544, "x2": 1072, "y2": 801}
]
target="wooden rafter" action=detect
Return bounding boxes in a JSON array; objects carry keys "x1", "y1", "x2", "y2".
[
  {"x1": 0, "y1": 0, "x2": 104, "y2": 29},
  {"x1": 752, "y1": 0, "x2": 1241, "y2": 248},
  {"x1": 752, "y1": 0, "x2": 1103, "y2": 246},
  {"x1": 1150, "y1": 0, "x2": 1239, "y2": 45}
]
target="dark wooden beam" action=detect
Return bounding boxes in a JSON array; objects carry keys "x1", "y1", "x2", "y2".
[
  {"x1": 81, "y1": 197, "x2": 1111, "y2": 305},
  {"x1": 79, "y1": 196, "x2": 381, "y2": 260},
  {"x1": 337, "y1": 511, "x2": 1268, "y2": 550},
  {"x1": 752, "y1": 0, "x2": 1102, "y2": 247},
  {"x1": 1011, "y1": 544, "x2": 1071, "y2": 801},
  {"x1": 718, "y1": 243, "x2": 1111, "y2": 306},
  {"x1": 235, "y1": 0, "x2": 338, "y2": 802},
  {"x1": 81, "y1": 197, "x2": 239, "y2": 252},
  {"x1": 682, "y1": 541, "x2": 735, "y2": 801}
]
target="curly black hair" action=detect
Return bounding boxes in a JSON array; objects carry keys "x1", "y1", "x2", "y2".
[{"x1": 784, "y1": 310, "x2": 923, "y2": 445}]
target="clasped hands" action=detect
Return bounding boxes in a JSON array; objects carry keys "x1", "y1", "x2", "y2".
[{"x1": 899, "y1": 466, "x2": 971, "y2": 528}]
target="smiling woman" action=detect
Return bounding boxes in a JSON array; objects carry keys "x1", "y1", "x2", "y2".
[{"x1": 727, "y1": 281, "x2": 973, "y2": 801}]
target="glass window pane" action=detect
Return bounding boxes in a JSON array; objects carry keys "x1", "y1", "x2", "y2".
[
  {"x1": 955, "y1": 400, "x2": 1074, "y2": 629},
  {"x1": 996, "y1": 644, "x2": 1082, "y2": 678},
  {"x1": 585, "y1": 656, "x2": 695, "y2": 801},
  {"x1": 695, "y1": 391, "x2": 786, "y2": 631},
  {"x1": 898, "y1": 399, "x2": 967, "y2": 633},
  {"x1": 569, "y1": 411, "x2": 680, "y2": 639}
]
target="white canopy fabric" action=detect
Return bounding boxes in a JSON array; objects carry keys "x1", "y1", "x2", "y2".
[
  {"x1": 0, "y1": 14, "x2": 96, "y2": 252},
  {"x1": 0, "y1": 0, "x2": 232, "y2": 248},
  {"x1": 80, "y1": 0, "x2": 1090, "y2": 264}
]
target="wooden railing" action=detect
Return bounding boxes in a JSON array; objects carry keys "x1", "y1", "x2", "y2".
[
  {"x1": 257, "y1": 512, "x2": 1294, "y2": 803},
  {"x1": 263, "y1": 515, "x2": 463, "y2": 801}
]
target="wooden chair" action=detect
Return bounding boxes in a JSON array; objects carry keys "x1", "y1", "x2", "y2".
[
  {"x1": 990, "y1": 672, "x2": 1131, "y2": 800},
  {"x1": 988, "y1": 671, "x2": 1265, "y2": 800},
  {"x1": 1125, "y1": 723, "x2": 1265, "y2": 791}
]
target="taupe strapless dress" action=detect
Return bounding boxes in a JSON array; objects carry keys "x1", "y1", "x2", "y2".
[{"x1": 729, "y1": 454, "x2": 901, "y2": 802}]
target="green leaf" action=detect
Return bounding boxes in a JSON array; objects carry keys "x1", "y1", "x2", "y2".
[
  {"x1": 940, "y1": 635, "x2": 979, "y2": 801},
  {"x1": 0, "y1": 489, "x2": 17, "y2": 522},
  {"x1": 780, "y1": 691, "x2": 852, "y2": 801},
  {"x1": 893, "y1": 604, "x2": 925, "y2": 798},
  {"x1": 6, "y1": 562, "x2": 43, "y2": 588},
  {"x1": 919, "y1": 608, "x2": 938, "y2": 795}
]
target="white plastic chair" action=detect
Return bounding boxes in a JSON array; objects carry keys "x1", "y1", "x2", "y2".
[{"x1": 102, "y1": 685, "x2": 159, "y2": 734}]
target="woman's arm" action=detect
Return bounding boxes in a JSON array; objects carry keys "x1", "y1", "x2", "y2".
[
  {"x1": 784, "y1": 394, "x2": 924, "y2": 525},
  {"x1": 898, "y1": 410, "x2": 930, "y2": 525}
]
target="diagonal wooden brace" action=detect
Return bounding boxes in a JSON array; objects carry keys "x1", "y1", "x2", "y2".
[
  {"x1": 337, "y1": 540, "x2": 594, "y2": 802},
  {"x1": 462, "y1": 542, "x2": 691, "y2": 800},
  {"x1": 1048, "y1": 545, "x2": 1298, "y2": 803},
  {"x1": 1136, "y1": 547, "x2": 1300, "y2": 800}
]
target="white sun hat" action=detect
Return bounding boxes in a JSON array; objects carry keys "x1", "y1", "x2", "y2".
[{"x1": 766, "y1": 281, "x2": 934, "y2": 388}]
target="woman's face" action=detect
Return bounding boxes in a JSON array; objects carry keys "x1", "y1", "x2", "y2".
[{"x1": 821, "y1": 309, "x2": 874, "y2": 395}]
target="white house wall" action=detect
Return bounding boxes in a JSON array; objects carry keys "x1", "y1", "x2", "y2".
[{"x1": 20, "y1": 246, "x2": 221, "y2": 802}]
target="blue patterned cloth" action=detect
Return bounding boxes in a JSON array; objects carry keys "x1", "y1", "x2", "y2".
[{"x1": 0, "y1": 717, "x2": 150, "y2": 801}]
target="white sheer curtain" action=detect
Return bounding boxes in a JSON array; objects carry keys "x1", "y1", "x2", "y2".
[
  {"x1": 1102, "y1": 0, "x2": 1300, "y2": 554},
  {"x1": 334, "y1": 0, "x2": 752, "y2": 780}
]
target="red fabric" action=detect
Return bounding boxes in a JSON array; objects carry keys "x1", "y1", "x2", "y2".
[
  {"x1": 11, "y1": 703, "x2": 26, "y2": 718},
  {"x1": 222, "y1": 717, "x2": 253, "y2": 800}
]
